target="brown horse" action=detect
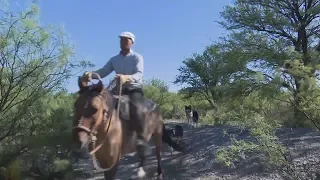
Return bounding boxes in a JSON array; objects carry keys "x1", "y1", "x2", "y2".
[{"x1": 71, "y1": 76, "x2": 184, "y2": 180}]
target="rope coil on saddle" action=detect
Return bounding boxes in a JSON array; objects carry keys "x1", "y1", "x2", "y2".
[{"x1": 87, "y1": 72, "x2": 123, "y2": 172}]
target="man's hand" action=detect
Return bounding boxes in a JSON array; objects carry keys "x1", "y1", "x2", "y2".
[
  {"x1": 82, "y1": 71, "x2": 92, "y2": 82},
  {"x1": 115, "y1": 74, "x2": 132, "y2": 84}
]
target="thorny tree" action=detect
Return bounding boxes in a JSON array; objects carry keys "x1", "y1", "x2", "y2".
[
  {"x1": 0, "y1": 3, "x2": 86, "y2": 148},
  {"x1": 218, "y1": 0, "x2": 320, "y2": 125}
]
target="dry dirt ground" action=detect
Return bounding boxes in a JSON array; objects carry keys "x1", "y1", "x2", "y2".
[{"x1": 72, "y1": 120, "x2": 320, "y2": 180}]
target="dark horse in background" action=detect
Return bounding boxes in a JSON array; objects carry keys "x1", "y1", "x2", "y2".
[
  {"x1": 71, "y1": 76, "x2": 184, "y2": 180},
  {"x1": 192, "y1": 110, "x2": 199, "y2": 127}
]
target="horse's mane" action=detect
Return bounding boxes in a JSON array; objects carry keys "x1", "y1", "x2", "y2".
[
  {"x1": 100, "y1": 87, "x2": 115, "y2": 110},
  {"x1": 78, "y1": 83, "x2": 116, "y2": 112}
]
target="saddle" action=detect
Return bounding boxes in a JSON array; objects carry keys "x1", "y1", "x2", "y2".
[{"x1": 114, "y1": 95, "x2": 157, "y2": 121}]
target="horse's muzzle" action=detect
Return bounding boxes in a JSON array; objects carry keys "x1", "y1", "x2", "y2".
[{"x1": 72, "y1": 129, "x2": 90, "y2": 151}]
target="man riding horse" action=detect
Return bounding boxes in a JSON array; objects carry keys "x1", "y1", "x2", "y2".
[{"x1": 82, "y1": 31, "x2": 153, "y2": 165}]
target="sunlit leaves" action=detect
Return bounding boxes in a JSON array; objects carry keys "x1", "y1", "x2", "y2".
[
  {"x1": 58, "y1": 44, "x2": 73, "y2": 67},
  {"x1": 211, "y1": 0, "x2": 320, "y2": 171},
  {"x1": 39, "y1": 28, "x2": 50, "y2": 46},
  {"x1": 143, "y1": 78, "x2": 188, "y2": 119},
  {"x1": 144, "y1": 78, "x2": 170, "y2": 107},
  {"x1": 0, "y1": 2, "x2": 89, "y2": 162},
  {"x1": 0, "y1": 36, "x2": 8, "y2": 48},
  {"x1": 22, "y1": 19, "x2": 37, "y2": 29}
]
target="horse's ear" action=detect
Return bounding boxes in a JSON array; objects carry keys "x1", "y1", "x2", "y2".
[
  {"x1": 78, "y1": 76, "x2": 88, "y2": 90},
  {"x1": 78, "y1": 76, "x2": 82, "y2": 89}
]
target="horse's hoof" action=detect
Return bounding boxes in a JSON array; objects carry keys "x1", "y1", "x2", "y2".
[{"x1": 137, "y1": 167, "x2": 146, "y2": 179}]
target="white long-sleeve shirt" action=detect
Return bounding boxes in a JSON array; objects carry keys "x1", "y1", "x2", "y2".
[{"x1": 93, "y1": 49, "x2": 144, "y2": 89}]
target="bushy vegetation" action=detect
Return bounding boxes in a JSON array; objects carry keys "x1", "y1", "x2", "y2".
[
  {"x1": 174, "y1": 0, "x2": 320, "y2": 178},
  {"x1": 0, "y1": 1, "x2": 87, "y2": 179},
  {"x1": 1, "y1": 0, "x2": 320, "y2": 179}
]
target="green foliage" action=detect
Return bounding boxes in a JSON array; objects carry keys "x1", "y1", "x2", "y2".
[
  {"x1": 143, "y1": 78, "x2": 189, "y2": 119},
  {"x1": 144, "y1": 78, "x2": 170, "y2": 107},
  {"x1": 0, "y1": 1, "x2": 85, "y2": 145},
  {"x1": 214, "y1": 91, "x2": 288, "y2": 169},
  {"x1": 53, "y1": 159, "x2": 72, "y2": 173},
  {"x1": 171, "y1": 1, "x2": 320, "y2": 177},
  {"x1": 202, "y1": 0, "x2": 320, "y2": 176},
  {"x1": 0, "y1": 1, "x2": 85, "y2": 178},
  {"x1": 216, "y1": 139, "x2": 259, "y2": 167},
  {"x1": 174, "y1": 44, "x2": 249, "y2": 109}
]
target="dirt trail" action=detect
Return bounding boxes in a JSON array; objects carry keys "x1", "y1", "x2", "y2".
[{"x1": 72, "y1": 120, "x2": 320, "y2": 180}]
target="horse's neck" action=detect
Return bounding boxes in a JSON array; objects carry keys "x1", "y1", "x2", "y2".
[
  {"x1": 96, "y1": 111, "x2": 121, "y2": 141},
  {"x1": 95, "y1": 114, "x2": 123, "y2": 154}
]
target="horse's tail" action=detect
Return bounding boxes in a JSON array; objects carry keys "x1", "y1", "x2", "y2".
[{"x1": 162, "y1": 124, "x2": 185, "y2": 152}]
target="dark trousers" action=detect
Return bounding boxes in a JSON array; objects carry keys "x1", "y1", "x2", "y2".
[{"x1": 122, "y1": 88, "x2": 146, "y2": 141}]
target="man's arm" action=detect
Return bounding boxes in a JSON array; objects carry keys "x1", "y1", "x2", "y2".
[
  {"x1": 128, "y1": 55, "x2": 143, "y2": 82},
  {"x1": 92, "y1": 59, "x2": 113, "y2": 79}
]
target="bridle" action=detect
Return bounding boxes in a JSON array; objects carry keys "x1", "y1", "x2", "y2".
[{"x1": 73, "y1": 73, "x2": 122, "y2": 172}]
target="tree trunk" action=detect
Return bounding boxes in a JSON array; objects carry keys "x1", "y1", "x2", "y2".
[{"x1": 292, "y1": 24, "x2": 310, "y2": 127}]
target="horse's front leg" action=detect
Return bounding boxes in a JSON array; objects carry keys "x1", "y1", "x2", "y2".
[
  {"x1": 153, "y1": 128, "x2": 163, "y2": 180},
  {"x1": 187, "y1": 116, "x2": 189, "y2": 127}
]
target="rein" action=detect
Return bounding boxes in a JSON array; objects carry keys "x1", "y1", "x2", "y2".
[{"x1": 74, "y1": 73, "x2": 123, "y2": 172}]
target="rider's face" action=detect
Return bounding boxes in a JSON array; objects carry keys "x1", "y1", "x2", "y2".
[{"x1": 120, "y1": 37, "x2": 133, "y2": 50}]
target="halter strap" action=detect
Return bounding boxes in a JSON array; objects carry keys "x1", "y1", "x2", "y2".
[{"x1": 73, "y1": 76, "x2": 123, "y2": 172}]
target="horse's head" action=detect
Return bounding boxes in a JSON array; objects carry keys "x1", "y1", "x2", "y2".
[
  {"x1": 185, "y1": 105, "x2": 192, "y2": 113},
  {"x1": 72, "y1": 76, "x2": 114, "y2": 151}
]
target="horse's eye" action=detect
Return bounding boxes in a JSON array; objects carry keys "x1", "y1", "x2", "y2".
[{"x1": 83, "y1": 107, "x2": 97, "y2": 118}]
